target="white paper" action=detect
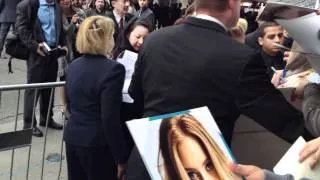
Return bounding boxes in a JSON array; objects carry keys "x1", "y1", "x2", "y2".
[
  {"x1": 274, "y1": 136, "x2": 320, "y2": 179},
  {"x1": 276, "y1": 14, "x2": 320, "y2": 73},
  {"x1": 258, "y1": 1, "x2": 316, "y2": 21},
  {"x1": 117, "y1": 50, "x2": 138, "y2": 103},
  {"x1": 305, "y1": 54, "x2": 320, "y2": 75},
  {"x1": 307, "y1": 72, "x2": 320, "y2": 83},
  {"x1": 277, "y1": 70, "x2": 315, "y2": 110}
]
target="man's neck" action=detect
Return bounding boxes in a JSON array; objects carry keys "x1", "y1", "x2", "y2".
[
  {"x1": 262, "y1": 49, "x2": 279, "y2": 57},
  {"x1": 113, "y1": 9, "x2": 124, "y2": 18},
  {"x1": 96, "y1": 8, "x2": 103, "y2": 13},
  {"x1": 194, "y1": 13, "x2": 228, "y2": 31},
  {"x1": 40, "y1": 0, "x2": 55, "y2": 5},
  {"x1": 194, "y1": 10, "x2": 231, "y2": 28},
  {"x1": 45, "y1": 0, "x2": 54, "y2": 4}
]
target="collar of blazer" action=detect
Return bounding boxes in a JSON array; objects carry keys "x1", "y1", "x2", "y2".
[
  {"x1": 194, "y1": 14, "x2": 227, "y2": 31},
  {"x1": 184, "y1": 17, "x2": 229, "y2": 36}
]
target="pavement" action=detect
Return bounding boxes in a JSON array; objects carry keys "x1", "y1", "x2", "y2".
[
  {"x1": 0, "y1": 57, "x2": 292, "y2": 180},
  {"x1": 0, "y1": 58, "x2": 67, "y2": 180}
]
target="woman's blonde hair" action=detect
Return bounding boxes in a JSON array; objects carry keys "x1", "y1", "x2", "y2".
[
  {"x1": 76, "y1": 15, "x2": 114, "y2": 56},
  {"x1": 159, "y1": 114, "x2": 236, "y2": 180}
]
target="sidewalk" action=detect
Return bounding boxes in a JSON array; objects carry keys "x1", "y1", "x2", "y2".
[{"x1": 0, "y1": 107, "x2": 67, "y2": 180}]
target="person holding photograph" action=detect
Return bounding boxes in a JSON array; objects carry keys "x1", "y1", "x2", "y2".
[
  {"x1": 113, "y1": 16, "x2": 151, "y2": 58},
  {"x1": 159, "y1": 114, "x2": 240, "y2": 180}
]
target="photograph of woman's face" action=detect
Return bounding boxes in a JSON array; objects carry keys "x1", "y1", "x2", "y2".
[
  {"x1": 178, "y1": 136, "x2": 219, "y2": 180},
  {"x1": 126, "y1": 107, "x2": 239, "y2": 180}
]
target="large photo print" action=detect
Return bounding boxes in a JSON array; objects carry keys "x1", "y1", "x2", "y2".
[{"x1": 126, "y1": 107, "x2": 241, "y2": 180}]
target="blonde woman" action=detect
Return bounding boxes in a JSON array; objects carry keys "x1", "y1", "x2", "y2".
[
  {"x1": 159, "y1": 114, "x2": 240, "y2": 180},
  {"x1": 64, "y1": 16, "x2": 130, "y2": 180}
]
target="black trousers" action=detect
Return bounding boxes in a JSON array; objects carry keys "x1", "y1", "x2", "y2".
[
  {"x1": 23, "y1": 52, "x2": 58, "y2": 128},
  {"x1": 0, "y1": 22, "x2": 14, "y2": 54},
  {"x1": 157, "y1": 7, "x2": 170, "y2": 27},
  {"x1": 65, "y1": 143, "x2": 117, "y2": 180},
  {"x1": 126, "y1": 146, "x2": 151, "y2": 180}
]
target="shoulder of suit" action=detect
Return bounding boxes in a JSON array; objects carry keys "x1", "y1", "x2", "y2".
[
  {"x1": 149, "y1": 25, "x2": 181, "y2": 38},
  {"x1": 18, "y1": 0, "x2": 39, "y2": 9},
  {"x1": 17, "y1": 0, "x2": 28, "y2": 7},
  {"x1": 105, "y1": 10, "x2": 113, "y2": 16},
  {"x1": 125, "y1": 13, "x2": 134, "y2": 19}
]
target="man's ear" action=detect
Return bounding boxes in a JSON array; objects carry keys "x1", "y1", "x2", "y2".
[
  {"x1": 111, "y1": 0, "x2": 116, "y2": 8},
  {"x1": 258, "y1": 37, "x2": 263, "y2": 46}
]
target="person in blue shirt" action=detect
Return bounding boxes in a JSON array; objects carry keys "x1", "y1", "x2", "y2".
[{"x1": 16, "y1": 0, "x2": 67, "y2": 137}]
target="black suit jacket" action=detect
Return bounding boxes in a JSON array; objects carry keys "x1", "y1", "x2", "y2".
[
  {"x1": 0, "y1": 0, "x2": 21, "y2": 22},
  {"x1": 15, "y1": 0, "x2": 65, "y2": 54},
  {"x1": 245, "y1": 29, "x2": 261, "y2": 51},
  {"x1": 105, "y1": 11, "x2": 133, "y2": 42},
  {"x1": 129, "y1": 17, "x2": 306, "y2": 144},
  {"x1": 64, "y1": 54, "x2": 130, "y2": 164},
  {"x1": 135, "y1": 7, "x2": 155, "y2": 30}
]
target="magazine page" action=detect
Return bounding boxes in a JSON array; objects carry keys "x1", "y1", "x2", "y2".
[
  {"x1": 257, "y1": 1, "x2": 316, "y2": 21},
  {"x1": 274, "y1": 137, "x2": 320, "y2": 179}
]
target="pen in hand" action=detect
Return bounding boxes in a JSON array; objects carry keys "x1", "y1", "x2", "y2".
[
  {"x1": 282, "y1": 68, "x2": 287, "y2": 79},
  {"x1": 270, "y1": 66, "x2": 278, "y2": 74},
  {"x1": 271, "y1": 66, "x2": 286, "y2": 86}
]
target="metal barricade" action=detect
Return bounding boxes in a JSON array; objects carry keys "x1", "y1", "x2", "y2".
[{"x1": 0, "y1": 82, "x2": 66, "y2": 180}]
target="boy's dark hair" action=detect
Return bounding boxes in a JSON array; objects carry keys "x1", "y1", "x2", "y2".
[{"x1": 258, "y1": 21, "x2": 281, "y2": 38}]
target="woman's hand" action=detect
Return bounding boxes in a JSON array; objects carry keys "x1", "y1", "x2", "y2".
[
  {"x1": 299, "y1": 137, "x2": 320, "y2": 169},
  {"x1": 71, "y1": 14, "x2": 79, "y2": 24},
  {"x1": 230, "y1": 163, "x2": 265, "y2": 180},
  {"x1": 271, "y1": 70, "x2": 283, "y2": 87},
  {"x1": 117, "y1": 164, "x2": 127, "y2": 180}
]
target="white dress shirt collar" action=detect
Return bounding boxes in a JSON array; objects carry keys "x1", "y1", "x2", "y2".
[
  {"x1": 194, "y1": 14, "x2": 228, "y2": 31},
  {"x1": 113, "y1": 9, "x2": 124, "y2": 25}
]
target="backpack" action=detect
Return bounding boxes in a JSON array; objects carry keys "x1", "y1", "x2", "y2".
[{"x1": 5, "y1": 32, "x2": 29, "y2": 60}]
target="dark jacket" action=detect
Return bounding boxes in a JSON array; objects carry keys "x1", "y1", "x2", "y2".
[
  {"x1": 135, "y1": 7, "x2": 155, "y2": 30},
  {"x1": 105, "y1": 11, "x2": 133, "y2": 43},
  {"x1": 113, "y1": 17, "x2": 147, "y2": 152},
  {"x1": 245, "y1": 29, "x2": 260, "y2": 51},
  {"x1": 264, "y1": 170, "x2": 294, "y2": 180},
  {"x1": 0, "y1": 0, "x2": 21, "y2": 22},
  {"x1": 15, "y1": 0, "x2": 65, "y2": 54},
  {"x1": 303, "y1": 83, "x2": 320, "y2": 137},
  {"x1": 85, "y1": 8, "x2": 109, "y2": 17},
  {"x1": 261, "y1": 50, "x2": 286, "y2": 78},
  {"x1": 129, "y1": 17, "x2": 307, "y2": 144},
  {"x1": 64, "y1": 54, "x2": 130, "y2": 164}
]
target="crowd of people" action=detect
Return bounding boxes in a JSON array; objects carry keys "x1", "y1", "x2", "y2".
[{"x1": 1, "y1": 0, "x2": 320, "y2": 179}]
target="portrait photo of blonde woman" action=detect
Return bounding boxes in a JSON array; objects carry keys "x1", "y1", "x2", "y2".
[
  {"x1": 158, "y1": 114, "x2": 241, "y2": 180},
  {"x1": 126, "y1": 107, "x2": 239, "y2": 180}
]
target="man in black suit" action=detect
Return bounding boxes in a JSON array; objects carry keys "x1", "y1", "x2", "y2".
[
  {"x1": 135, "y1": 0, "x2": 155, "y2": 29},
  {"x1": 16, "y1": 0, "x2": 66, "y2": 137},
  {"x1": 0, "y1": 0, "x2": 21, "y2": 58},
  {"x1": 106, "y1": 0, "x2": 133, "y2": 42},
  {"x1": 130, "y1": 0, "x2": 308, "y2": 144}
]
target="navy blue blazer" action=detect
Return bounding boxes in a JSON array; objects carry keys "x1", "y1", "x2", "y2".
[{"x1": 64, "y1": 54, "x2": 130, "y2": 164}]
